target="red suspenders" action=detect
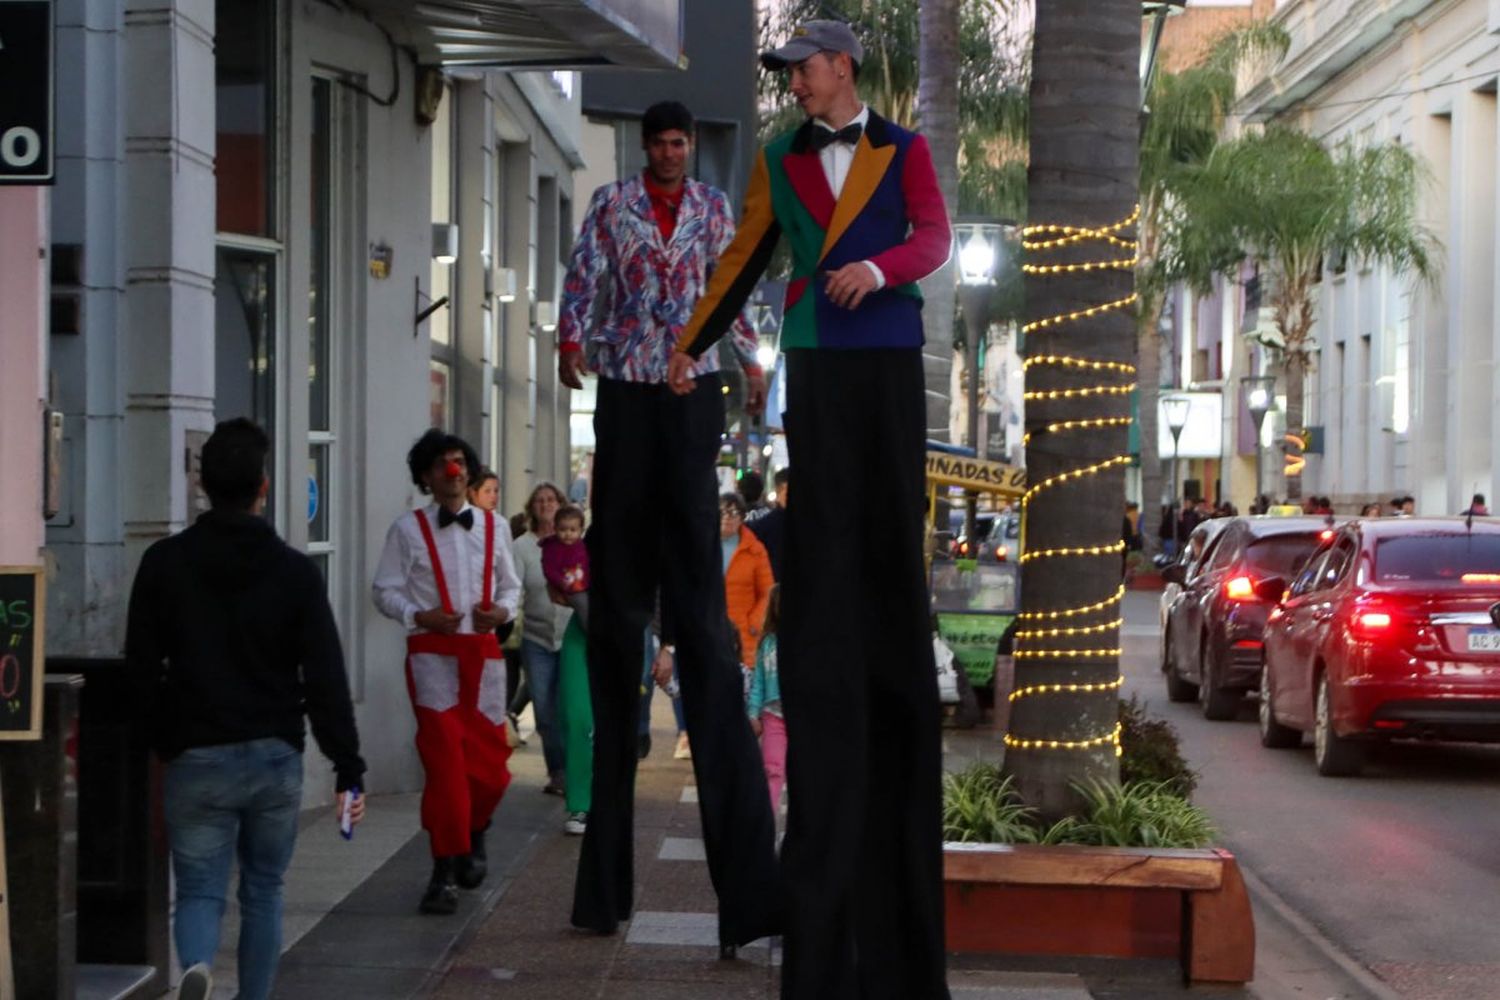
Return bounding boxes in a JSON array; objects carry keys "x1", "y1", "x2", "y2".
[{"x1": 413, "y1": 507, "x2": 497, "y2": 618}]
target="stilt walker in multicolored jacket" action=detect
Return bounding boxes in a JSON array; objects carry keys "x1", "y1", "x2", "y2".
[
  {"x1": 374, "y1": 430, "x2": 522, "y2": 915},
  {"x1": 671, "y1": 20, "x2": 954, "y2": 999}
]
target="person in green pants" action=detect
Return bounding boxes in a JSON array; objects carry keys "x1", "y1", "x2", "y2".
[{"x1": 557, "y1": 614, "x2": 593, "y2": 834}]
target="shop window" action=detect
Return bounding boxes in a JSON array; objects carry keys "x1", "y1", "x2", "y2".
[
  {"x1": 215, "y1": 0, "x2": 276, "y2": 237},
  {"x1": 214, "y1": 247, "x2": 277, "y2": 523}
]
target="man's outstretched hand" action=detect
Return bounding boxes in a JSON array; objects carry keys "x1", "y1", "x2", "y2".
[
  {"x1": 559, "y1": 349, "x2": 587, "y2": 390},
  {"x1": 667, "y1": 352, "x2": 697, "y2": 396}
]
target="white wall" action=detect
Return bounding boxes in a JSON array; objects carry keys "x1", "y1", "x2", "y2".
[{"x1": 0, "y1": 189, "x2": 49, "y2": 566}]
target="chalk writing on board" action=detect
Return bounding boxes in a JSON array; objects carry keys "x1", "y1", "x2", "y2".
[{"x1": 0, "y1": 568, "x2": 44, "y2": 739}]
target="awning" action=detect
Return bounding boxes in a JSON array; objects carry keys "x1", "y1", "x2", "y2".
[{"x1": 364, "y1": 0, "x2": 682, "y2": 70}]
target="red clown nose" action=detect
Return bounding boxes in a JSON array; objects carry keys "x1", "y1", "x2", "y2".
[{"x1": 445, "y1": 460, "x2": 463, "y2": 479}]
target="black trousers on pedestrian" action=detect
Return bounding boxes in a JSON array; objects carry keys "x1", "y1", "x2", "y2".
[
  {"x1": 779, "y1": 348, "x2": 949, "y2": 1000},
  {"x1": 571, "y1": 374, "x2": 781, "y2": 945}
]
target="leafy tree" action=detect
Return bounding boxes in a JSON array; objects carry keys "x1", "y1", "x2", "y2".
[
  {"x1": 1135, "y1": 23, "x2": 1288, "y2": 552},
  {"x1": 1177, "y1": 127, "x2": 1437, "y2": 498}
]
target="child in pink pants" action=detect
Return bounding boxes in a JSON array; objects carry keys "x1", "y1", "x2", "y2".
[{"x1": 747, "y1": 586, "x2": 785, "y2": 816}]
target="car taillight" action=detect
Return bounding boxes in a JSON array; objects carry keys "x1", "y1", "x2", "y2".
[
  {"x1": 1462, "y1": 573, "x2": 1500, "y2": 584},
  {"x1": 997, "y1": 545, "x2": 1008, "y2": 562},
  {"x1": 1224, "y1": 576, "x2": 1256, "y2": 601},
  {"x1": 1357, "y1": 612, "x2": 1392, "y2": 630},
  {"x1": 1320, "y1": 529, "x2": 1334, "y2": 541}
]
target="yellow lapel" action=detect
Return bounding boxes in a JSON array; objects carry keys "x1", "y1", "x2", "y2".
[{"x1": 818, "y1": 133, "x2": 897, "y2": 264}]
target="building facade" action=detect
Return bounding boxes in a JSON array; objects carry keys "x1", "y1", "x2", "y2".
[
  {"x1": 39, "y1": 0, "x2": 680, "y2": 797},
  {"x1": 1233, "y1": 0, "x2": 1489, "y2": 513}
]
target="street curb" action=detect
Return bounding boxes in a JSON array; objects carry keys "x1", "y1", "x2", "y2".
[{"x1": 1239, "y1": 863, "x2": 1404, "y2": 1000}]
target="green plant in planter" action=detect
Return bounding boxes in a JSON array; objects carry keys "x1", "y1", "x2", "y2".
[
  {"x1": 942, "y1": 766, "x2": 1039, "y2": 844},
  {"x1": 1119, "y1": 694, "x2": 1199, "y2": 797},
  {"x1": 941, "y1": 764, "x2": 1216, "y2": 848},
  {"x1": 1065, "y1": 780, "x2": 1216, "y2": 849}
]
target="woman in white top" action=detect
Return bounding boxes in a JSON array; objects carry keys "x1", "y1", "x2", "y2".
[{"x1": 510, "y1": 483, "x2": 573, "y2": 795}]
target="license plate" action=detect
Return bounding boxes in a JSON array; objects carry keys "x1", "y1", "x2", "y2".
[{"x1": 1467, "y1": 628, "x2": 1500, "y2": 652}]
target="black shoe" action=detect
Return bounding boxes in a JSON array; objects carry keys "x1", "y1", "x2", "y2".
[
  {"x1": 455, "y1": 826, "x2": 488, "y2": 889},
  {"x1": 419, "y1": 858, "x2": 459, "y2": 915},
  {"x1": 637, "y1": 732, "x2": 652, "y2": 760},
  {"x1": 719, "y1": 944, "x2": 737, "y2": 961}
]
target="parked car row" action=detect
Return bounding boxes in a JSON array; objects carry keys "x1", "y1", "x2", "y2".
[
  {"x1": 1162, "y1": 515, "x2": 1500, "y2": 777},
  {"x1": 1162, "y1": 517, "x2": 1335, "y2": 718}
]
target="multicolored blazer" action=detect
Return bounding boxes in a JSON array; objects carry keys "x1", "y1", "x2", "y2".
[
  {"x1": 559, "y1": 173, "x2": 759, "y2": 384},
  {"x1": 678, "y1": 111, "x2": 950, "y2": 357}
]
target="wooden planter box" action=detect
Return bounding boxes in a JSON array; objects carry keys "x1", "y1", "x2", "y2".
[{"x1": 944, "y1": 843, "x2": 1254, "y2": 984}]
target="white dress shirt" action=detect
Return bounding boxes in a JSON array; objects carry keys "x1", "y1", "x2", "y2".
[
  {"x1": 511, "y1": 531, "x2": 572, "y2": 652},
  {"x1": 372, "y1": 502, "x2": 522, "y2": 633},
  {"x1": 813, "y1": 103, "x2": 886, "y2": 289}
]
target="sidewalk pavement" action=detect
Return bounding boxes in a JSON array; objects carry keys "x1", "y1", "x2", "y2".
[{"x1": 196, "y1": 667, "x2": 1350, "y2": 1000}]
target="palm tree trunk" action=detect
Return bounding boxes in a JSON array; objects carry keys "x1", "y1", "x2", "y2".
[
  {"x1": 918, "y1": 0, "x2": 960, "y2": 442},
  {"x1": 1274, "y1": 287, "x2": 1315, "y2": 501},
  {"x1": 1282, "y1": 350, "x2": 1308, "y2": 501},
  {"x1": 1003, "y1": 0, "x2": 1137, "y2": 820},
  {"x1": 1137, "y1": 294, "x2": 1165, "y2": 556}
]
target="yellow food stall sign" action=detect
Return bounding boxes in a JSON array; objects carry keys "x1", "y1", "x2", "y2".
[{"x1": 925, "y1": 452, "x2": 1026, "y2": 497}]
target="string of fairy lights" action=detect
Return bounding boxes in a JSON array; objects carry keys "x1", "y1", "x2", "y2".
[{"x1": 1007, "y1": 208, "x2": 1141, "y2": 758}]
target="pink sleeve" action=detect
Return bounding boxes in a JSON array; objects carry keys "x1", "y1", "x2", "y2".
[{"x1": 867, "y1": 134, "x2": 953, "y2": 287}]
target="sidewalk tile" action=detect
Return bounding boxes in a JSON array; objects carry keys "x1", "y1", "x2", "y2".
[{"x1": 658, "y1": 836, "x2": 708, "y2": 861}]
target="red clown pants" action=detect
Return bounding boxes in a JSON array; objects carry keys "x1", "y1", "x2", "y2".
[{"x1": 405, "y1": 630, "x2": 513, "y2": 858}]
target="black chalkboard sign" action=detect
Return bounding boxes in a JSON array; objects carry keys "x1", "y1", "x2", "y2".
[{"x1": 0, "y1": 567, "x2": 44, "y2": 740}]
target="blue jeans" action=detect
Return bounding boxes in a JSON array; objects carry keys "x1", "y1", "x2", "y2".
[
  {"x1": 164, "y1": 738, "x2": 304, "y2": 1000},
  {"x1": 638, "y1": 632, "x2": 687, "y2": 736},
  {"x1": 522, "y1": 638, "x2": 566, "y2": 776}
]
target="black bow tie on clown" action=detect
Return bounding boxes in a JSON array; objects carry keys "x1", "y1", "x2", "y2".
[
  {"x1": 810, "y1": 122, "x2": 863, "y2": 152},
  {"x1": 438, "y1": 507, "x2": 474, "y2": 531}
]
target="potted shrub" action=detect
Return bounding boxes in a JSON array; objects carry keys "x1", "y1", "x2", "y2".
[{"x1": 943, "y1": 700, "x2": 1254, "y2": 983}]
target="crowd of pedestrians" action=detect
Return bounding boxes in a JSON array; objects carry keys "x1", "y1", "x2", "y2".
[
  {"x1": 1151, "y1": 489, "x2": 1454, "y2": 563},
  {"x1": 134, "y1": 16, "x2": 955, "y2": 999}
]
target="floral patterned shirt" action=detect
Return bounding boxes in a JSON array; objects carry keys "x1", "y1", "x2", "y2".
[{"x1": 558, "y1": 173, "x2": 760, "y2": 384}]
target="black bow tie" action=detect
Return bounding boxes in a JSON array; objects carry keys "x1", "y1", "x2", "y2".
[
  {"x1": 438, "y1": 507, "x2": 474, "y2": 531},
  {"x1": 810, "y1": 122, "x2": 863, "y2": 152}
]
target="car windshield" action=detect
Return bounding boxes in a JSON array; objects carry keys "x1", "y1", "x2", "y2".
[
  {"x1": 1245, "y1": 533, "x2": 1323, "y2": 578},
  {"x1": 1375, "y1": 534, "x2": 1500, "y2": 582}
]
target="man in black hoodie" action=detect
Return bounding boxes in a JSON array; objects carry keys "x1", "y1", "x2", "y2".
[{"x1": 126, "y1": 418, "x2": 366, "y2": 1000}]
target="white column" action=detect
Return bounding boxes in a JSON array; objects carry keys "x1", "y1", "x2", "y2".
[
  {"x1": 1414, "y1": 106, "x2": 1451, "y2": 515},
  {"x1": 46, "y1": 0, "x2": 127, "y2": 654},
  {"x1": 455, "y1": 79, "x2": 495, "y2": 451},
  {"x1": 121, "y1": 0, "x2": 217, "y2": 566},
  {"x1": 498, "y1": 134, "x2": 536, "y2": 503},
  {"x1": 0, "y1": 188, "x2": 49, "y2": 565},
  {"x1": 1447, "y1": 90, "x2": 1495, "y2": 511}
]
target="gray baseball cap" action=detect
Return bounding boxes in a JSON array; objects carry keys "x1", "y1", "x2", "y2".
[{"x1": 760, "y1": 20, "x2": 864, "y2": 71}]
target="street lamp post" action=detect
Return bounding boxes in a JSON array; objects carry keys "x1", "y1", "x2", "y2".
[
  {"x1": 954, "y1": 219, "x2": 1009, "y2": 544},
  {"x1": 1242, "y1": 374, "x2": 1276, "y2": 505},
  {"x1": 1161, "y1": 394, "x2": 1191, "y2": 552},
  {"x1": 1140, "y1": 1, "x2": 1187, "y2": 106}
]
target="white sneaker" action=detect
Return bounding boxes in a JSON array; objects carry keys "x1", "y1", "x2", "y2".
[
  {"x1": 674, "y1": 732, "x2": 692, "y2": 760},
  {"x1": 178, "y1": 963, "x2": 212, "y2": 1000},
  {"x1": 565, "y1": 811, "x2": 587, "y2": 835}
]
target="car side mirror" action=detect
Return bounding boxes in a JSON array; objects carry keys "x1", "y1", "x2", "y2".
[
  {"x1": 1255, "y1": 576, "x2": 1286, "y2": 604},
  {"x1": 1162, "y1": 563, "x2": 1186, "y2": 586}
]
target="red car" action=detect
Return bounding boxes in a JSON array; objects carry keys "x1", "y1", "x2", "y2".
[{"x1": 1259, "y1": 518, "x2": 1500, "y2": 776}]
